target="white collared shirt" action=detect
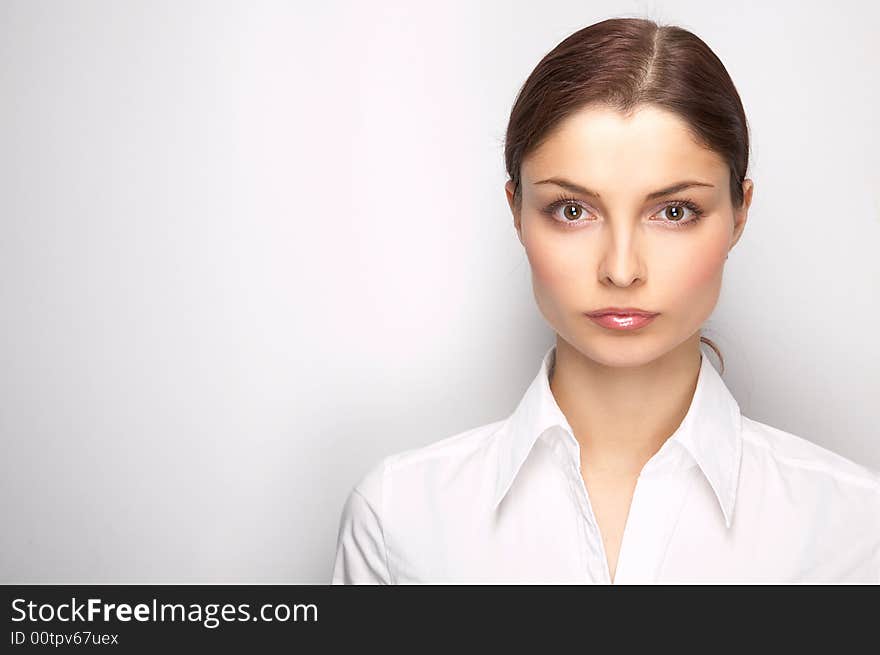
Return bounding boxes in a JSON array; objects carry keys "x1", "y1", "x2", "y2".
[{"x1": 332, "y1": 345, "x2": 880, "y2": 583}]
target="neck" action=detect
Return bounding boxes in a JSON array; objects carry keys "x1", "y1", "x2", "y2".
[{"x1": 549, "y1": 333, "x2": 702, "y2": 477}]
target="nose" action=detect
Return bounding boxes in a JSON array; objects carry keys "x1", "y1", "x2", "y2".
[{"x1": 597, "y1": 229, "x2": 644, "y2": 286}]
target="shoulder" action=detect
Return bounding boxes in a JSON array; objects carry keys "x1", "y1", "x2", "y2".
[
  {"x1": 738, "y1": 416, "x2": 880, "y2": 581},
  {"x1": 349, "y1": 418, "x2": 508, "y2": 513},
  {"x1": 740, "y1": 414, "x2": 880, "y2": 497}
]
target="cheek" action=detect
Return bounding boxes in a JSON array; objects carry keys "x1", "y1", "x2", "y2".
[
  {"x1": 522, "y1": 231, "x2": 587, "y2": 321},
  {"x1": 523, "y1": 216, "x2": 730, "y2": 311},
  {"x1": 674, "y1": 238, "x2": 727, "y2": 297},
  {"x1": 527, "y1": 232, "x2": 727, "y2": 287},
  {"x1": 522, "y1": 213, "x2": 590, "y2": 285},
  {"x1": 525, "y1": 233, "x2": 584, "y2": 289}
]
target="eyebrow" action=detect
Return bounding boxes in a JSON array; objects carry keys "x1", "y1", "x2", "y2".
[{"x1": 533, "y1": 177, "x2": 715, "y2": 200}]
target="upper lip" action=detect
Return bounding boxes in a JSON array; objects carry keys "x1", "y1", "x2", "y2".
[{"x1": 586, "y1": 307, "x2": 659, "y2": 317}]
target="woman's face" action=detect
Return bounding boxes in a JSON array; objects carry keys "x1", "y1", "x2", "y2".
[{"x1": 505, "y1": 104, "x2": 753, "y2": 368}]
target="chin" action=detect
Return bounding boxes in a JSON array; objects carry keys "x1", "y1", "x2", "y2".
[
  {"x1": 567, "y1": 336, "x2": 666, "y2": 369},
  {"x1": 587, "y1": 351, "x2": 661, "y2": 369}
]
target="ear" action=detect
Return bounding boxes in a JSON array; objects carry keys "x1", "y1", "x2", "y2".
[
  {"x1": 505, "y1": 179, "x2": 523, "y2": 246},
  {"x1": 730, "y1": 178, "x2": 754, "y2": 252}
]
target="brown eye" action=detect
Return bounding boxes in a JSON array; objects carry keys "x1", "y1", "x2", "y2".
[
  {"x1": 542, "y1": 197, "x2": 595, "y2": 229},
  {"x1": 562, "y1": 204, "x2": 583, "y2": 221},
  {"x1": 664, "y1": 205, "x2": 685, "y2": 221}
]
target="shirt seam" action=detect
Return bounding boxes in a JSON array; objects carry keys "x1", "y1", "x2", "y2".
[
  {"x1": 352, "y1": 483, "x2": 395, "y2": 585},
  {"x1": 742, "y1": 432, "x2": 880, "y2": 493},
  {"x1": 383, "y1": 421, "x2": 507, "y2": 474}
]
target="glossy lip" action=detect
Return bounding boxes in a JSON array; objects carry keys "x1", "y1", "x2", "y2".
[
  {"x1": 585, "y1": 307, "x2": 659, "y2": 317},
  {"x1": 586, "y1": 312, "x2": 658, "y2": 331}
]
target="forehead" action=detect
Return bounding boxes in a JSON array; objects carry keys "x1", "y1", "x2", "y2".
[{"x1": 522, "y1": 104, "x2": 727, "y2": 189}]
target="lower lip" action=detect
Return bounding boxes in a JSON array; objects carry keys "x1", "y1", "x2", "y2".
[{"x1": 586, "y1": 313, "x2": 658, "y2": 330}]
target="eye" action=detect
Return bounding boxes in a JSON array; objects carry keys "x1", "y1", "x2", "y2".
[
  {"x1": 541, "y1": 197, "x2": 592, "y2": 226},
  {"x1": 653, "y1": 201, "x2": 704, "y2": 227},
  {"x1": 542, "y1": 195, "x2": 706, "y2": 230}
]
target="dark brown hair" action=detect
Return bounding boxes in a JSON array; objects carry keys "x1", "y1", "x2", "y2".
[{"x1": 504, "y1": 17, "x2": 752, "y2": 375}]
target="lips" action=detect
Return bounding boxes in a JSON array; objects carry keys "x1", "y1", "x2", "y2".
[
  {"x1": 585, "y1": 307, "x2": 658, "y2": 317},
  {"x1": 585, "y1": 311, "x2": 658, "y2": 331}
]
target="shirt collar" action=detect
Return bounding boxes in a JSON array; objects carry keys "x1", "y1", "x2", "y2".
[{"x1": 492, "y1": 343, "x2": 743, "y2": 529}]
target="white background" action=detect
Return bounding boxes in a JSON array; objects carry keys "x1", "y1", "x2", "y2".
[{"x1": 1, "y1": 0, "x2": 878, "y2": 583}]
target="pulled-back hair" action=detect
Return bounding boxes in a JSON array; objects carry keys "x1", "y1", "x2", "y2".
[{"x1": 504, "y1": 17, "x2": 752, "y2": 375}]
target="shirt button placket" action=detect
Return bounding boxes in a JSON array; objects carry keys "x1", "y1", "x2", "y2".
[
  {"x1": 558, "y1": 430, "x2": 611, "y2": 583},
  {"x1": 568, "y1": 459, "x2": 610, "y2": 584}
]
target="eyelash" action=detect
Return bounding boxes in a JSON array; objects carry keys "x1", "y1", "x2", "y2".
[{"x1": 542, "y1": 193, "x2": 706, "y2": 230}]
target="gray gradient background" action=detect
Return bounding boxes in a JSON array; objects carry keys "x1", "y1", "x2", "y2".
[{"x1": 2, "y1": 0, "x2": 878, "y2": 583}]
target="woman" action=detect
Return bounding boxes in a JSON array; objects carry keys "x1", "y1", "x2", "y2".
[{"x1": 332, "y1": 17, "x2": 880, "y2": 584}]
